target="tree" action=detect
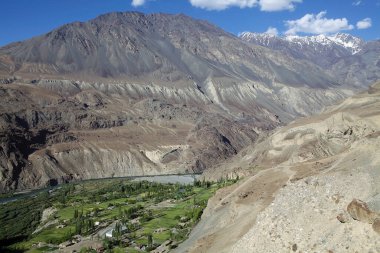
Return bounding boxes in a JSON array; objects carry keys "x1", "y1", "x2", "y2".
[
  {"x1": 113, "y1": 222, "x2": 122, "y2": 241},
  {"x1": 118, "y1": 206, "x2": 123, "y2": 219},
  {"x1": 75, "y1": 218, "x2": 83, "y2": 234},
  {"x1": 147, "y1": 233, "x2": 153, "y2": 248},
  {"x1": 59, "y1": 193, "x2": 67, "y2": 205},
  {"x1": 87, "y1": 219, "x2": 94, "y2": 233},
  {"x1": 193, "y1": 179, "x2": 201, "y2": 187}
]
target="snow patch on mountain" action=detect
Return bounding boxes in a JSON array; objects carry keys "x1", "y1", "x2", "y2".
[
  {"x1": 240, "y1": 32, "x2": 364, "y2": 54},
  {"x1": 328, "y1": 33, "x2": 364, "y2": 54},
  {"x1": 239, "y1": 32, "x2": 279, "y2": 47}
]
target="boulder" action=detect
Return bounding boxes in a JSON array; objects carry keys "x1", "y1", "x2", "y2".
[
  {"x1": 337, "y1": 211, "x2": 351, "y2": 223},
  {"x1": 347, "y1": 199, "x2": 378, "y2": 224}
]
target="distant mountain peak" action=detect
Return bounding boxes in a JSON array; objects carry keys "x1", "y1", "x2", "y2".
[
  {"x1": 239, "y1": 31, "x2": 277, "y2": 39},
  {"x1": 239, "y1": 32, "x2": 281, "y2": 47},
  {"x1": 327, "y1": 33, "x2": 364, "y2": 54},
  {"x1": 240, "y1": 32, "x2": 364, "y2": 55}
]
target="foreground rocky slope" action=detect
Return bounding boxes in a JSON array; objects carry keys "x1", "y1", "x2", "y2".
[{"x1": 177, "y1": 82, "x2": 380, "y2": 252}]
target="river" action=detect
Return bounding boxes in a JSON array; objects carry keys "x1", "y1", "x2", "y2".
[{"x1": 0, "y1": 174, "x2": 201, "y2": 204}]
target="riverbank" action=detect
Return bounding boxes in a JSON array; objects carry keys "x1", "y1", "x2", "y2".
[{"x1": 0, "y1": 174, "x2": 201, "y2": 205}]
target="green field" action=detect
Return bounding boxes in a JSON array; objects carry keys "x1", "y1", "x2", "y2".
[{"x1": 0, "y1": 177, "x2": 236, "y2": 252}]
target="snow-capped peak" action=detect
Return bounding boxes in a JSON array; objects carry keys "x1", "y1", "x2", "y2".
[
  {"x1": 285, "y1": 34, "x2": 333, "y2": 46},
  {"x1": 239, "y1": 32, "x2": 364, "y2": 54},
  {"x1": 239, "y1": 31, "x2": 280, "y2": 46},
  {"x1": 327, "y1": 33, "x2": 364, "y2": 54},
  {"x1": 239, "y1": 31, "x2": 277, "y2": 40}
]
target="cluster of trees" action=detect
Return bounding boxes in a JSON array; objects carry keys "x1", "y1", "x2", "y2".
[
  {"x1": 79, "y1": 179, "x2": 220, "y2": 209},
  {"x1": 126, "y1": 205, "x2": 143, "y2": 218},
  {"x1": 73, "y1": 209, "x2": 95, "y2": 235},
  {"x1": 58, "y1": 184, "x2": 76, "y2": 205},
  {"x1": 193, "y1": 179, "x2": 212, "y2": 188},
  {"x1": 0, "y1": 192, "x2": 48, "y2": 248},
  {"x1": 139, "y1": 210, "x2": 154, "y2": 222}
]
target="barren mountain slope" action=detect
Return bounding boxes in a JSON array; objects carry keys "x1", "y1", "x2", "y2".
[
  {"x1": 0, "y1": 79, "x2": 266, "y2": 192},
  {"x1": 0, "y1": 12, "x2": 358, "y2": 121},
  {"x1": 329, "y1": 40, "x2": 380, "y2": 88},
  {"x1": 0, "y1": 12, "x2": 366, "y2": 192},
  {"x1": 177, "y1": 81, "x2": 380, "y2": 253}
]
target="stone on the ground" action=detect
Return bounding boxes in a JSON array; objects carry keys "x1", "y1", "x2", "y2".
[
  {"x1": 337, "y1": 211, "x2": 351, "y2": 223},
  {"x1": 347, "y1": 199, "x2": 377, "y2": 224}
]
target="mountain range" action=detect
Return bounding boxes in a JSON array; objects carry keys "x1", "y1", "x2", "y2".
[
  {"x1": 240, "y1": 32, "x2": 364, "y2": 55},
  {"x1": 0, "y1": 12, "x2": 379, "y2": 192},
  {"x1": 240, "y1": 31, "x2": 380, "y2": 87}
]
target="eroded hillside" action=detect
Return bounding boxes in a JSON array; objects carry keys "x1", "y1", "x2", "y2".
[
  {"x1": 0, "y1": 79, "x2": 265, "y2": 192},
  {"x1": 177, "y1": 82, "x2": 380, "y2": 253}
]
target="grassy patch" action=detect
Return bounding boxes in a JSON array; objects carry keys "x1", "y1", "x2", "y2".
[
  {"x1": 25, "y1": 245, "x2": 58, "y2": 253},
  {"x1": 124, "y1": 247, "x2": 141, "y2": 253},
  {"x1": 153, "y1": 230, "x2": 171, "y2": 242},
  {"x1": 56, "y1": 206, "x2": 75, "y2": 221}
]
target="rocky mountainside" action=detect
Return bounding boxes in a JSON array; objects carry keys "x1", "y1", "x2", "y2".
[
  {"x1": 0, "y1": 12, "x2": 356, "y2": 120},
  {"x1": 0, "y1": 80, "x2": 262, "y2": 191},
  {"x1": 0, "y1": 12, "x2": 379, "y2": 192},
  {"x1": 240, "y1": 32, "x2": 380, "y2": 87},
  {"x1": 177, "y1": 81, "x2": 380, "y2": 253},
  {"x1": 0, "y1": 12, "x2": 333, "y2": 87}
]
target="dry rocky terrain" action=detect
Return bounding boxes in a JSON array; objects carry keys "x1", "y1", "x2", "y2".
[
  {"x1": 176, "y1": 82, "x2": 380, "y2": 253},
  {"x1": 0, "y1": 79, "x2": 261, "y2": 192},
  {"x1": 1, "y1": 12, "x2": 368, "y2": 192},
  {"x1": 0, "y1": 10, "x2": 379, "y2": 252}
]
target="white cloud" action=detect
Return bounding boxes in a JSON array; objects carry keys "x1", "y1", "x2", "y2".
[
  {"x1": 265, "y1": 26, "x2": 279, "y2": 35},
  {"x1": 188, "y1": 0, "x2": 258, "y2": 10},
  {"x1": 356, "y1": 18, "x2": 372, "y2": 29},
  {"x1": 188, "y1": 0, "x2": 302, "y2": 11},
  {"x1": 352, "y1": 0, "x2": 361, "y2": 6},
  {"x1": 131, "y1": 0, "x2": 146, "y2": 7},
  {"x1": 259, "y1": 0, "x2": 302, "y2": 11},
  {"x1": 285, "y1": 11, "x2": 354, "y2": 35}
]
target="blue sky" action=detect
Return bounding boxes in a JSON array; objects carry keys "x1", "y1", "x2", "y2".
[{"x1": 0, "y1": 0, "x2": 378, "y2": 46}]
